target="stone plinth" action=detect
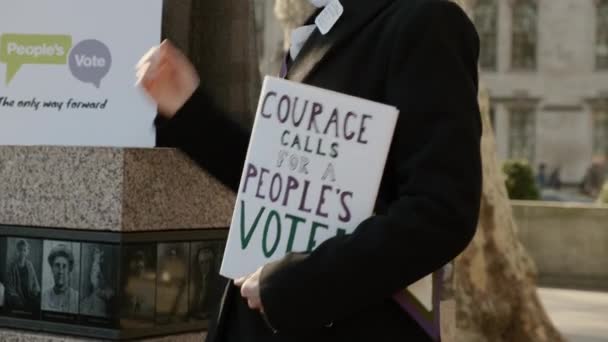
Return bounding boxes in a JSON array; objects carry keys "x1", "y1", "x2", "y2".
[
  {"x1": 0, "y1": 146, "x2": 235, "y2": 231},
  {"x1": 513, "y1": 200, "x2": 608, "y2": 290},
  {"x1": 0, "y1": 146, "x2": 235, "y2": 341}
]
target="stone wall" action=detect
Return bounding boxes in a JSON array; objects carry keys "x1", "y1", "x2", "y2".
[{"x1": 513, "y1": 200, "x2": 608, "y2": 290}]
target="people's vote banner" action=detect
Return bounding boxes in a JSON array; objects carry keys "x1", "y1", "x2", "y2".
[
  {"x1": 220, "y1": 76, "x2": 399, "y2": 279},
  {"x1": 0, "y1": 0, "x2": 162, "y2": 147}
]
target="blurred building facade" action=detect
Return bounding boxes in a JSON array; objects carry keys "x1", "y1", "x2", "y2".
[
  {"x1": 253, "y1": 0, "x2": 608, "y2": 184},
  {"x1": 468, "y1": 0, "x2": 608, "y2": 184}
]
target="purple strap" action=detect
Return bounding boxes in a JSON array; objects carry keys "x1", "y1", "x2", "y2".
[
  {"x1": 393, "y1": 268, "x2": 444, "y2": 341},
  {"x1": 279, "y1": 53, "x2": 290, "y2": 79}
]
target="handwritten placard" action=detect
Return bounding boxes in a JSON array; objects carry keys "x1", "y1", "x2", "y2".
[{"x1": 220, "y1": 77, "x2": 398, "y2": 279}]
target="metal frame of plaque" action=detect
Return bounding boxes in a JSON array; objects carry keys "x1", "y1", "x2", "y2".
[{"x1": 0, "y1": 225, "x2": 228, "y2": 340}]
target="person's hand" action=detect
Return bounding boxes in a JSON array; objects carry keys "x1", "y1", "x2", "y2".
[
  {"x1": 136, "y1": 39, "x2": 200, "y2": 118},
  {"x1": 235, "y1": 267, "x2": 264, "y2": 312}
]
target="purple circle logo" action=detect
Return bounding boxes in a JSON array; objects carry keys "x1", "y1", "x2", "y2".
[{"x1": 68, "y1": 39, "x2": 111, "y2": 88}]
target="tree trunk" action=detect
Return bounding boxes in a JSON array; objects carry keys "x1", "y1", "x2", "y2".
[
  {"x1": 444, "y1": 86, "x2": 565, "y2": 342},
  {"x1": 162, "y1": 0, "x2": 261, "y2": 128},
  {"x1": 447, "y1": 2, "x2": 563, "y2": 340}
]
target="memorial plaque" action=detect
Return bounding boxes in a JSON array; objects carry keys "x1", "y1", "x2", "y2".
[
  {"x1": 156, "y1": 242, "x2": 190, "y2": 325},
  {"x1": 79, "y1": 243, "x2": 119, "y2": 327},
  {"x1": 41, "y1": 240, "x2": 81, "y2": 323},
  {"x1": 120, "y1": 244, "x2": 157, "y2": 328},
  {"x1": 0, "y1": 237, "x2": 6, "y2": 312},
  {"x1": 0, "y1": 227, "x2": 227, "y2": 340},
  {"x1": 4, "y1": 237, "x2": 43, "y2": 320},
  {"x1": 189, "y1": 240, "x2": 224, "y2": 321}
]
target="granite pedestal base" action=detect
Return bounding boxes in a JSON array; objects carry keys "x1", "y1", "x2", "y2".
[{"x1": 0, "y1": 146, "x2": 235, "y2": 341}]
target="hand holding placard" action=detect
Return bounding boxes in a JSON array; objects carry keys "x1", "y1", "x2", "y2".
[
  {"x1": 235, "y1": 267, "x2": 264, "y2": 311},
  {"x1": 136, "y1": 40, "x2": 199, "y2": 118},
  {"x1": 220, "y1": 77, "x2": 399, "y2": 279}
]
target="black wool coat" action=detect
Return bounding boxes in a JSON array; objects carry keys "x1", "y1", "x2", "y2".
[{"x1": 156, "y1": 0, "x2": 482, "y2": 341}]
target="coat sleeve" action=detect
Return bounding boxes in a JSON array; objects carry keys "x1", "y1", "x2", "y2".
[
  {"x1": 259, "y1": 1, "x2": 482, "y2": 331},
  {"x1": 155, "y1": 89, "x2": 251, "y2": 192}
]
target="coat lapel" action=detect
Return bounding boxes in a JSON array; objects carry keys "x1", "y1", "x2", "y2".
[{"x1": 287, "y1": 0, "x2": 395, "y2": 83}]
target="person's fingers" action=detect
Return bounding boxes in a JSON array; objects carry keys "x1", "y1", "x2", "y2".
[
  {"x1": 156, "y1": 57, "x2": 170, "y2": 77},
  {"x1": 159, "y1": 40, "x2": 175, "y2": 65},
  {"x1": 240, "y1": 277, "x2": 257, "y2": 301},
  {"x1": 162, "y1": 40, "x2": 180, "y2": 59},
  {"x1": 247, "y1": 298, "x2": 260, "y2": 310},
  {"x1": 234, "y1": 276, "x2": 247, "y2": 287},
  {"x1": 158, "y1": 40, "x2": 199, "y2": 88},
  {"x1": 135, "y1": 61, "x2": 150, "y2": 83},
  {"x1": 138, "y1": 57, "x2": 170, "y2": 88},
  {"x1": 136, "y1": 46, "x2": 159, "y2": 69},
  {"x1": 135, "y1": 64, "x2": 150, "y2": 87},
  {"x1": 136, "y1": 47, "x2": 162, "y2": 88},
  {"x1": 144, "y1": 78, "x2": 162, "y2": 101},
  {"x1": 165, "y1": 42, "x2": 197, "y2": 78},
  {"x1": 247, "y1": 295, "x2": 262, "y2": 310},
  {"x1": 159, "y1": 39, "x2": 170, "y2": 51},
  {"x1": 241, "y1": 279, "x2": 251, "y2": 297}
]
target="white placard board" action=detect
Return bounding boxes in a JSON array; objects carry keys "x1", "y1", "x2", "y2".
[
  {"x1": 0, "y1": 0, "x2": 162, "y2": 147},
  {"x1": 220, "y1": 76, "x2": 399, "y2": 279}
]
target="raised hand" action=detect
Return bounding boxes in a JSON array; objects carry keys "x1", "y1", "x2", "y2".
[{"x1": 136, "y1": 39, "x2": 200, "y2": 118}]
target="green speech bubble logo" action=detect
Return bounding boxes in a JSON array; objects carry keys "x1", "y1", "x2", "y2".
[{"x1": 0, "y1": 33, "x2": 72, "y2": 85}]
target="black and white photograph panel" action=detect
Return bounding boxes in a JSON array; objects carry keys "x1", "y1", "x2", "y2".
[
  {"x1": 0, "y1": 279, "x2": 4, "y2": 310},
  {"x1": 79, "y1": 243, "x2": 118, "y2": 320},
  {"x1": 156, "y1": 242, "x2": 190, "y2": 324},
  {"x1": 0, "y1": 237, "x2": 6, "y2": 311},
  {"x1": 120, "y1": 244, "x2": 157, "y2": 328},
  {"x1": 4, "y1": 237, "x2": 42, "y2": 316},
  {"x1": 41, "y1": 240, "x2": 81, "y2": 314},
  {"x1": 189, "y1": 240, "x2": 224, "y2": 320},
  {"x1": 214, "y1": 241, "x2": 226, "y2": 272}
]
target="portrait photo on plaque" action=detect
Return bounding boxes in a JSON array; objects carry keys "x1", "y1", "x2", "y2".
[
  {"x1": 0, "y1": 237, "x2": 6, "y2": 312},
  {"x1": 156, "y1": 242, "x2": 190, "y2": 324},
  {"x1": 79, "y1": 243, "x2": 119, "y2": 326},
  {"x1": 120, "y1": 244, "x2": 157, "y2": 328},
  {"x1": 4, "y1": 237, "x2": 42, "y2": 319},
  {"x1": 189, "y1": 240, "x2": 224, "y2": 320},
  {"x1": 41, "y1": 240, "x2": 81, "y2": 321}
]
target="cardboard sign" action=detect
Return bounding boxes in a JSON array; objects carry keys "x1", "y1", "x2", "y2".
[
  {"x1": 0, "y1": 0, "x2": 162, "y2": 147},
  {"x1": 220, "y1": 76, "x2": 399, "y2": 279}
]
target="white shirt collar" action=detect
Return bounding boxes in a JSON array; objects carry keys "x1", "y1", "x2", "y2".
[
  {"x1": 290, "y1": 0, "x2": 336, "y2": 60},
  {"x1": 309, "y1": 0, "x2": 330, "y2": 8},
  {"x1": 290, "y1": 25, "x2": 317, "y2": 60}
]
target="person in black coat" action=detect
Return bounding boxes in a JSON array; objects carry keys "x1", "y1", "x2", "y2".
[{"x1": 137, "y1": 0, "x2": 482, "y2": 340}]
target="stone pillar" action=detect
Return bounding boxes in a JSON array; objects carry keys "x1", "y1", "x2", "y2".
[
  {"x1": 161, "y1": 0, "x2": 261, "y2": 129},
  {"x1": 0, "y1": 146, "x2": 235, "y2": 341}
]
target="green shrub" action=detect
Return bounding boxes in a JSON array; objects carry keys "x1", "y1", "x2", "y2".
[
  {"x1": 598, "y1": 182, "x2": 608, "y2": 205},
  {"x1": 502, "y1": 160, "x2": 540, "y2": 200}
]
